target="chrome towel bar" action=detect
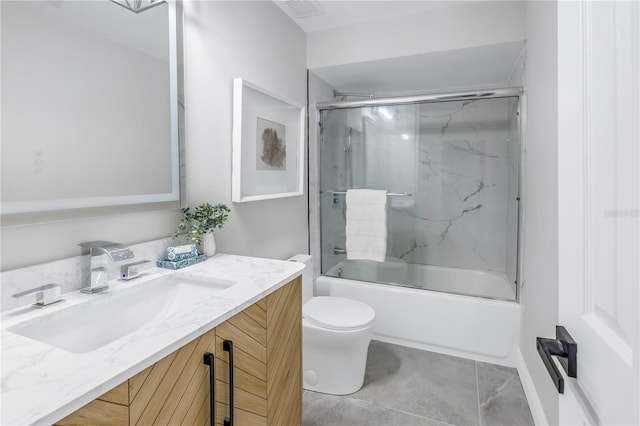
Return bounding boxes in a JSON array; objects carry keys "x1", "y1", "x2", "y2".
[{"x1": 324, "y1": 190, "x2": 413, "y2": 197}]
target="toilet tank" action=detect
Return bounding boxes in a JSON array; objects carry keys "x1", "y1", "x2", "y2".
[{"x1": 288, "y1": 254, "x2": 313, "y2": 304}]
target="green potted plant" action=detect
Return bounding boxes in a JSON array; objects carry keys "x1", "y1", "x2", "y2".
[{"x1": 173, "y1": 203, "x2": 230, "y2": 256}]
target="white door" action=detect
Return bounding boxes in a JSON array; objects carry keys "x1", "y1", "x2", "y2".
[{"x1": 557, "y1": 1, "x2": 639, "y2": 425}]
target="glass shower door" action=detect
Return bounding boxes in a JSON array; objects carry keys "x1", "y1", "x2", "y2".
[
  {"x1": 318, "y1": 96, "x2": 521, "y2": 301},
  {"x1": 319, "y1": 105, "x2": 417, "y2": 276}
]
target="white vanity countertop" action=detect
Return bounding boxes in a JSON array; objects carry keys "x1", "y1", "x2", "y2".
[{"x1": 1, "y1": 254, "x2": 304, "y2": 426}]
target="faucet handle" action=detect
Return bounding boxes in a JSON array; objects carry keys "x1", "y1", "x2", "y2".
[
  {"x1": 12, "y1": 283, "x2": 63, "y2": 308},
  {"x1": 120, "y1": 260, "x2": 152, "y2": 280}
]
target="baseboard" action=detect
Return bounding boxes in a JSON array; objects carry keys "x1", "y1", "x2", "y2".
[{"x1": 517, "y1": 348, "x2": 549, "y2": 426}]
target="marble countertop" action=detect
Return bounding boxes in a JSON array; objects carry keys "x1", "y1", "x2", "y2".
[{"x1": 1, "y1": 254, "x2": 304, "y2": 426}]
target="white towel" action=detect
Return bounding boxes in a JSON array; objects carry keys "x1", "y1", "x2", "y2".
[{"x1": 345, "y1": 189, "x2": 387, "y2": 262}]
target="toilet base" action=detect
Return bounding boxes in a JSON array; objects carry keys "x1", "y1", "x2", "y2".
[{"x1": 302, "y1": 321, "x2": 374, "y2": 395}]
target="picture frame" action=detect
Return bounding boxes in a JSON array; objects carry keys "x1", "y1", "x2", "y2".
[{"x1": 231, "y1": 78, "x2": 305, "y2": 202}]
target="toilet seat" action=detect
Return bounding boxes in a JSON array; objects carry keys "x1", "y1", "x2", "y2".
[{"x1": 303, "y1": 296, "x2": 375, "y2": 331}]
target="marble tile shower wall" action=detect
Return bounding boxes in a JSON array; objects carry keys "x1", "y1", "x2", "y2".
[
  {"x1": 401, "y1": 98, "x2": 514, "y2": 273},
  {"x1": 319, "y1": 98, "x2": 519, "y2": 276},
  {"x1": 308, "y1": 73, "x2": 336, "y2": 281},
  {"x1": 319, "y1": 109, "x2": 350, "y2": 273}
]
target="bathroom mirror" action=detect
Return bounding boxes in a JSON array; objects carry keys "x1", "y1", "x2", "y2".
[{"x1": 0, "y1": 0, "x2": 183, "y2": 223}]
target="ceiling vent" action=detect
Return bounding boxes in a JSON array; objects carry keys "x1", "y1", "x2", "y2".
[{"x1": 282, "y1": 0, "x2": 325, "y2": 18}]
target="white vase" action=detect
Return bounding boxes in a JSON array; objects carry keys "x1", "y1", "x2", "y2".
[{"x1": 201, "y1": 231, "x2": 216, "y2": 256}]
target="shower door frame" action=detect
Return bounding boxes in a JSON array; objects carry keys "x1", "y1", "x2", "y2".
[
  {"x1": 316, "y1": 86, "x2": 525, "y2": 302},
  {"x1": 317, "y1": 87, "x2": 523, "y2": 109}
]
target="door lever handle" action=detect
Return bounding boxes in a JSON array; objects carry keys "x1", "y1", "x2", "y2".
[{"x1": 536, "y1": 325, "x2": 577, "y2": 394}]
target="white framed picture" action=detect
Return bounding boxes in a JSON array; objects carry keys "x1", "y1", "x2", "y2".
[{"x1": 231, "y1": 78, "x2": 305, "y2": 202}]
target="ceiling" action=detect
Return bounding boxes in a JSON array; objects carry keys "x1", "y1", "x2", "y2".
[
  {"x1": 273, "y1": 1, "x2": 525, "y2": 95},
  {"x1": 273, "y1": 0, "x2": 478, "y2": 33},
  {"x1": 312, "y1": 40, "x2": 526, "y2": 96}
]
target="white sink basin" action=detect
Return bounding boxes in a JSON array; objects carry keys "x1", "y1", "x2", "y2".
[{"x1": 7, "y1": 274, "x2": 235, "y2": 353}]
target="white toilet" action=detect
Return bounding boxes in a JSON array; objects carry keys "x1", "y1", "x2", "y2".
[{"x1": 289, "y1": 254, "x2": 375, "y2": 395}]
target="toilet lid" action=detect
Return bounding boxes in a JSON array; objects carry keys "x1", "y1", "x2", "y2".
[{"x1": 303, "y1": 296, "x2": 375, "y2": 331}]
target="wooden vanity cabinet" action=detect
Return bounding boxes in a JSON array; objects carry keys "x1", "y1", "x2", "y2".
[{"x1": 56, "y1": 277, "x2": 301, "y2": 426}]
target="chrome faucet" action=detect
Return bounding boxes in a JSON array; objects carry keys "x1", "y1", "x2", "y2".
[
  {"x1": 79, "y1": 241, "x2": 135, "y2": 293},
  {"x1": 12, "y1": 283, "x2": 63, "y2": 308}
]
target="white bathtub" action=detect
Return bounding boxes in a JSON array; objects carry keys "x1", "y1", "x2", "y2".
[
  {"x1": 325, "y1": 260, "x2": 516, "y2": 300},
  {"x1": 316, "y1": 261, "x2": 521, "y2": 367}
]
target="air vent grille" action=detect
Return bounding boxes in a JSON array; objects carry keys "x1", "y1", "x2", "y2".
[{"x1": 282, "y1": 0, "x2": 325, "y2": 18}]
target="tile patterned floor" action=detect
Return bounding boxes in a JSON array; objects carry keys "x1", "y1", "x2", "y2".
[{"x1": 303, "y1": 340, "x2": 534, "y2": 426}]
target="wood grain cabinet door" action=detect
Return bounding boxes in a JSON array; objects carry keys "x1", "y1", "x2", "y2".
[
  {"x1": 56, "y1": 327, "x2": 217, "y2": 426},
  {"x1": 215, "y1": 277, "x2": 302, "y2": 426},
  {"x1": 265, "y1": 276, "x2": 302, "y2": 426},
  {"x1": 55, "y1": 397, "x2": 129, "y2": 426},
  {"x1": 215, "y1": 299, "x2": 269, "y2": 426},
  {"x1": 128, "y1": 327, "x2": 217, "y2": 426}
]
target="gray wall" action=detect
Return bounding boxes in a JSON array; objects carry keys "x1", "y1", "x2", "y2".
[
  {"x1": 2, "y1": 1, "x2": 172, "y2": 204},
  {"x1": 521, "y1": 1, "x2": 560, "y2": 423},
  {"x1": 183, "y1": 1, "x2": 308, "y2": 260},
  {"x1": 1, "y1": 1, "x2": 308, "y2": 272}
]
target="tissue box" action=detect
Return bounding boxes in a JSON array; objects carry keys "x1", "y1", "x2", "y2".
[
  {"x1": 157, "y1": 254, "x2": 207, "y2": 270},
  {"x1": 165, "y1": 244, "x2": 198, "y2": 261}
]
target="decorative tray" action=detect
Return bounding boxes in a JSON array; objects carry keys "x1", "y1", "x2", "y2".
[{"x1": 156, "y1": 254, "x2": 208, "y2": 270}]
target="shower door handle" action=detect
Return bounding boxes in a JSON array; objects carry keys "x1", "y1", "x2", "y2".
[{"x1": 536, "y1": 326, "x2": 577, "y2": 394}]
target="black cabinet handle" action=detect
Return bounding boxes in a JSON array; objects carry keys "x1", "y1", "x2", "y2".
[
  {"x1": 536, "y1": 325, "x2": 577, "y2": 394},
  {"x1": 203, "y1": 352, "x2": 215, "y2": 426},
  {"x1": 223, "y1": 340, "x2": 234, "y2": 426}
]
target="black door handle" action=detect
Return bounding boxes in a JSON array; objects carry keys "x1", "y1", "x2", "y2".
[
  {"x1": 223, "y1": 340, "x2": 234, "y2": 426},
  {"x1": 536, "y1": 325, "x2": 577, "y2": 394},
  {"x1": 203, "y1": 352, "x2": 215, "y2": 426}
]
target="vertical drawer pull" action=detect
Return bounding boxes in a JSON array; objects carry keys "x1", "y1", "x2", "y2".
[
  {"x1": 203, "y1": 352, "x2": 215, "y2": 426},
  {"x1": 223, "y1": 340, "x2": 234, "y2": 426}
]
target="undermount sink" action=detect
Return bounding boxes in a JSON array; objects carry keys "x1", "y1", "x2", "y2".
[{"x1": 7, "y1": 274, "x2": 236, "y2": 354}]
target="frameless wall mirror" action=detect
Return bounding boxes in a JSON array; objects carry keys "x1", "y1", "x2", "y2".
[{"x1": 0, "y1": 0, "x2": 183, "y2": 223}]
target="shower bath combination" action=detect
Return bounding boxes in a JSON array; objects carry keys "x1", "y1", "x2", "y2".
[{"x1": 314, "y1": 87, "x2": 524, "y2": 366}]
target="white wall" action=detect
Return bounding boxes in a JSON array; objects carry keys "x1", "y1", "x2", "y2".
[
  {"x1": 307, "y1": 1, "x2": 526, "y2": 70},
  {"x1": 521, "y1": 1, "x2": 560, "y2": 424},
  {"x1": 183, "y1": 1, "x2": 307, "y2": 260}
]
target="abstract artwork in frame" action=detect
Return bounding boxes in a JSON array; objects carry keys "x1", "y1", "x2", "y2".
[{"x1": 256, "y1": 117, "x2": 286, "y2": 171}]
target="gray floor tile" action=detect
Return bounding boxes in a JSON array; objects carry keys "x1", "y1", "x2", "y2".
[
  {"x1": 303, "y1": 341, "x2": 536, "y2": 426},
  {"x1": 303, "y1": 391, "x2": 448, "y2": 426},
  {"x1": 350, "y1": 341, "x2": 480, "y2": 426},
  {"x1": 477, "y1": 362, "x2": 534, "y2": 426}
]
